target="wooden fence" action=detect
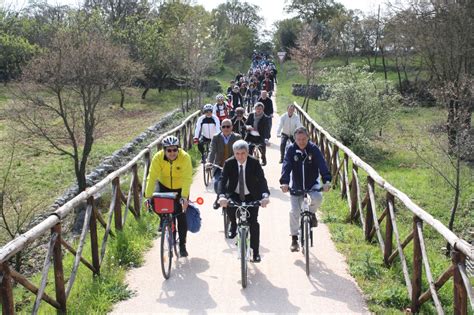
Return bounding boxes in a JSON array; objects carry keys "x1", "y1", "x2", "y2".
[
  {"x1": 0, "y1": 110, "x2": 200, "y2": 314},
  {"x1": 294, "y1": 102, "x2": 473, "y2": 314}
]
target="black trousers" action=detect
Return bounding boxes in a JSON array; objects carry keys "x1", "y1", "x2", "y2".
[
  {"x1": 158, "y1": 183, "x2": 187, "y2": 246},
  {"x1": 227, "y1": 193, "x2": 260, "y2": 254},
  {"x1": 198, "y1": 137, "x2": 211, "y2": 157},
  {"x1": 280, "y1": 133, "x2": 294, "y2": 159},
  {"x1": 246, "y1": 134, "x2": 266, "y2": 162}
]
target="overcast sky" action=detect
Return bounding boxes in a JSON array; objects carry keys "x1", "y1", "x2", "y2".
[{"x1": 3, "y1": 0, "x2": 393, "y2": 33}]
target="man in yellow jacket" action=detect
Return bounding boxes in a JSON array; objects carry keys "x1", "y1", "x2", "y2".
[{"x1": 145, "y1": 135, "x2": 193, "y2": 257}]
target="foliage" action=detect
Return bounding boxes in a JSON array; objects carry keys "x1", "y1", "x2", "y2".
[
  {"x1": 0, "y1": 33, "x2": 38, "y2": 83},
  {"x1": 272, "y1": 18, "x2": 303, "y2": 53},
  {"x1": 323, "y1": 64, "x2": 400, "y2": 148},
  {"x1": 284, "y1": 0, "x2": 345, "y2": 24}
]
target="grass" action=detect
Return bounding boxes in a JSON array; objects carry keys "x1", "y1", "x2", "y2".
[{"x1": 277, "y1": 55, "x2": 473, "y2": 313}]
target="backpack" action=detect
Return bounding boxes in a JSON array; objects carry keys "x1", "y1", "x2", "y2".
[{"x1": 186, "y1": 203, "x2": 201, "y2": 233}]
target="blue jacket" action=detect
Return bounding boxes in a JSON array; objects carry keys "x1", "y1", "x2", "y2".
[{"x1": 280, "y1": 141, "x2": 332, "y2": 194}]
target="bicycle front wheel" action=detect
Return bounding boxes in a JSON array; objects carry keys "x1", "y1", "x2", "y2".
[
  {"x1": 303, "y1": 217, "x2": 310, "y2": 276},
  {"x1": 223, "y1": 209, "x2": 229, "y2": 239},
  {"x1": 240, "y1": 228, "x2": 248, "y2": 288},
  {"x1": 160, "y1": 223, "x2": 173, "y2": 279},
  {"x1": 203, "y1": 165, "x2": 210, "y2": 186}
]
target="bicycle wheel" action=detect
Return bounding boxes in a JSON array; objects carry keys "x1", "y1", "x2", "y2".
[
  {"x1": 203, "y1": 165, "x2": 210, "y2": 186},
  {"x1": 160, "y1": 222, "x2": 173, "y2": 279},
  {"x1": 303, "y1": 217, "x2": 310, "y2": 276},
  {"x1": 223, "y1": 209, "x2": 229, "y2": 239},
  {"x1": 240, "y1": 228, "x2": 248, "y2": 288}
]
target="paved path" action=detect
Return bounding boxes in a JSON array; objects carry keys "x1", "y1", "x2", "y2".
[{"x1": 112, "y1": 93, "x2": 368, "y2": 314}]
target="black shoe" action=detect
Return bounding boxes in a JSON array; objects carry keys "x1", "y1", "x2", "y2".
[
  {"x1": 213, "y1": 198, "x2": 219, "y2": 210},
  {"x1": 261, "y1": 160, "x2": 267, "y2": 166},
  {"x1": 279, "y1": 158, "x2": 283, "y2": 164},
  {"x1": 290, "y1": 236, "x2": 299, "y2": 252},
  {"x1": 228, "y1": 230, "x2": 237, "y2": 239},
  {"x1": 179, "y1": 245, "x2": 188, "y2": 257},
  {"x1": 253, "y1": 254, "x2": 261, "y2": 263}
]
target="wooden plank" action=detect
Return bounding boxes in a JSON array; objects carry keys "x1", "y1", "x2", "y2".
[
  {"x1": 412, "y1": 216, "x2": 423, "y2": 313},
  {"x1": 367, "y1": 177, "x2": 385, "y2": 253},
  {"x1": 89, "y1": 197, "x2": 100, "y2": 276},
  {"x1": 457, "y1": 262, "x2": 474, "y2": 311},
  {"x1": 369, "y1": 208, "x2": 388, "y2": 240},
  {"x1": 452, "y1": 250, "x2": 468, "y2": 315},
  {"x1": 0, "y1": 262, "x2": 14, "y2": 315},
  {"x1": 349, "y1": 167, "x2": 358, "y2": 222},
  {"x1": 416, "y1": 222, "x2": 444, "y2": 314},
  {"x1": 10, "y1": 269, "x2": 61, "y2": 309},
  {"x1": 32, "y1": 232, "x2": 58, "y2": 315},
  {"x1": 65, "y1": 202, "x2": 93, "y2": 298},
  {"x1": 353, "y1": 168, "x2": 366, "y2": 234},
  {"x1": 100, "y1": 187, "x2": 117, "y2": 265},
  {"x1": 364, "y1": 188, "x2": 374, "y2": 242},
  {"x1": 132, "y1": 165, "x2": 141, "y2": 217},
  {"x1": 113, "y1": 178, "x2": 123, "y2": 231},
  {"x1": 388, "y1": 231, "x2": 414, "y2": 264},
  {"x1": 60, "y1": 239, "x2": 95, "y2": 273},
  {"x1": 384, "y1": 193, "x2": 394, "y2": 266},
  {"x1": 343, "y1": 154, "x2": 352, "y2": 211},
  {"x1": 419, "y1": 265, "x2": 454, "y2": 305},
  {"x1": 52, "y1": 224, "x2": 67, "y2": 314}
]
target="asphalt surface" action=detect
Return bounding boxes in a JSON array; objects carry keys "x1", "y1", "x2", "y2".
[{"x1": 112, "y1": 92, "x2": 369, "y2": 314}]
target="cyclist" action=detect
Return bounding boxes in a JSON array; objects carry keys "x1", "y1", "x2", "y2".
[
  {"x1": 231, "y1": 107, "x2": 247, "y2": 139},
  {"x1": 213, "y1": 94, "x2": 230, "y2": 122},
  {"x1": 244, "y1": 82, "x2": 259, "y2": 113},
  {"x1": 194, "y1": 104, "x2": 221, "y2": 163},
  {"x1": 206, "y1": 118, "x2": 242, "y2": 208},
  {"x1": 245, "y1": 102, "x2": 271, "y2": 166},
  {"x1": 258, "y1": 90, "x2": 274, "y2": 138},
  {"x1": 277, "y1": 104, "x2": 302, "y2": 163},
  {"x1": 145, "y1": 135, "x2": 193, "y2": 257},
  {"x1": 260, "y1": 73, "x2": 274, "y2": 97},
  {"x1": 229, "y1": 85, "x2": 244, "y2": 112},
  {"x1": 279, "y1": 127, "x2": 332, "y2": 252},
  {"x1": 218, "y1": 140, "x2": 270, "y2": 263}
]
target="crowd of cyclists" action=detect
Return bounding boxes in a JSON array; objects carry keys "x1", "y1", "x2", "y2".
[{"x1": 144, "y1": 52, "x2": 332, "y2": 263}]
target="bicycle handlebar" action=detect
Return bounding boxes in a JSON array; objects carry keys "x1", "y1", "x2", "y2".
[{"x1": 227, "y1": 200, "x2": 261, "y2": 207}]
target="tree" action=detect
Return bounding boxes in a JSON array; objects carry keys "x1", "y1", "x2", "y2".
[
  {"x1": 324, "y1": 65, "x2": 400, "y2": 148},
  {"x1": 285, "y1": 0, "x2": 344, "y2": 24},
  {"x1": 7, "y1": 30, "x2": 141, "y2": 193},
  {"x1": 0, "y1": 33, "x2": 38, "y2": 84},
  {"x1": 290, "y1": 24, "x2": 328, "y2": 111},
  {"x1": 272, "y1": 18, "x2": 303, "y2": 53}
]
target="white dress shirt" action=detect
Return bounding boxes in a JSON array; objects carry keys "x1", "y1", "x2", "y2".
[{"x1": 234, "y1": 160, "x2": 250, "y2": 195}]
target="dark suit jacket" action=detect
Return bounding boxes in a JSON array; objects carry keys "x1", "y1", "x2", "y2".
[
  {"x1": 245, "y1": 113, "x2": 271, "y2": 141},
  {"x1": 219, "y1": 156, "x2": 270, "y2": 201},
  {"x1": 207, "y1": 132, "x2": 241, "y2": 167}
]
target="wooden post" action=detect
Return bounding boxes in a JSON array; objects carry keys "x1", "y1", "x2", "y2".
[
  {"x1": 0, "y1": 262, "x2": 14, "y2": 315},
  {"x1": 384, "y1": 193, "x2": 394, "y2": 266},
  {"x1": 452, "y1": 250, "x2": 467, "y2": 315},
  {"x1": 349, "y1": 165, "x2": 358, "y2": 222},
  {"x1": 341, "y1": 154, "x2": 348, "y2": 199},
  {"x1": 411, "y1": 216, "x2": 423, "y2": 313},
  {"x1": 331, "y1": 146, "x2": 339, "y2": 178},
  {"x1": 132, "y1": 165, "x2": 141, "y2": 218},
  {"x1": 88, "y1": 197, "x2": 100, "y2": 276},
  {"x1": 52, "y1": 224, "x2": 67, "y2": 314},
  {"x1": 113, "y1": 177, "x2": 123, "y2": 231},
  {"x1": 365, "y1": 178, "x2": 374, "y2": 241}
]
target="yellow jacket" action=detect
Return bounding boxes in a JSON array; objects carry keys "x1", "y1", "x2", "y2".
[{"x1": 144, "y1": 148, "x2": 193, "y2": 199}]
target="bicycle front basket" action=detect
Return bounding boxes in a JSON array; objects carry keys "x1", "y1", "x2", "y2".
[{"x1": 152, "y1": 192, "x2": 177, "y2": 214}]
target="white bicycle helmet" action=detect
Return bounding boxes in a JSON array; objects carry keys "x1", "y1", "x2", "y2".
[
  {"x1": 215, "y1": 94, "x2": 225, "y2": 101},
  {"x1": 203, "y1": 104, "x2": 214, "y2": 112},
  {"x1": 161, "y1": 135, "x2": 180, "y2": 147}
]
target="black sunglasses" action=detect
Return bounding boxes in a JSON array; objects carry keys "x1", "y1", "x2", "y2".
[
  {"x1": 166, "y1": 148, "x2": 178, "y2": 153},
  {"x1": 221, "y1": 125, "x2": 232, "y2": 129}
]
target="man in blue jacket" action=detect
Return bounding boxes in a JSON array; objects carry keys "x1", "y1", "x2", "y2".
[{"x1": 280, "y1": 127, "x2": 332, "y2": 252}]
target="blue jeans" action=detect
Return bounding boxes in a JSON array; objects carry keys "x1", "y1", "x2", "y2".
[{"x1": 213, "y1": 168, "x2": 222, "y2": 193}]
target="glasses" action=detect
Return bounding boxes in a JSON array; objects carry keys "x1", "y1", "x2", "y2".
[
  {"x1": 221, "y1": 125, "x2": 232, "y2": 129},
  {"x1": 166, "y1": 148, "x2": 178, "y2": 153}
]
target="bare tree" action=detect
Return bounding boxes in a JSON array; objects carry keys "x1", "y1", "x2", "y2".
[
  {"x1": 290, "y1": 24, "x2": 328, "y2": 112},
  {"x1": 7, "y1": 31, "x2": 141, "y2": 193}
]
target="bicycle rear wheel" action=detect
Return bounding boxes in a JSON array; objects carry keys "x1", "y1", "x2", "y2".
[
  {"x1": 203, "y1": 165, "x2": 211, "y2": 186},
  {"x1": 240, "y1": 228, "x2": 248, "y2": 288},
  {"x1": 223, "y1": 209, "x2": 229, "y2": 239},
  {"x1": 160, "y1": 223, "x2": 173, "y2": 279},
  {"x1": 303, "y1": 217, "x2": 310, "y2": 276}
]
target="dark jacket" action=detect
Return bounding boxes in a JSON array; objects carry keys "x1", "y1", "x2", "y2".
[
  {"x1": 245, "y1": 112, "x2": 271, "y2": 140},
  {"x1": 280, "y1": 141, "x2": 332, "y2": 194},
  {"x1": 258, "y1": 97, "x2": 274, "y2": 116},
  {"x1": 207, "y1": 132, "x2": 242, "y2": 167},
  {"x1": 230, "y1": 91, "x2": 243, "y2": 109},
  {"x1": 231, "y1": 116, "x2": 247, "y2": 138},
  {"x1": 219, "y1": 156, "x2": 270, "y2": 201}
]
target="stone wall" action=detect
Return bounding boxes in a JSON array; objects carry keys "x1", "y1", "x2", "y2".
[{"x1": 291, "y1": 84, "x2": 328, "y2": 100}]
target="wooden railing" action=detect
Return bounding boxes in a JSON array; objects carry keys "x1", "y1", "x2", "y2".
[
  {"x1": 0, "y1": 110, "x2": 200, "y2": 314},
  {"x1": 294, "y1": 102, "x2": 473, "y2": 314}
]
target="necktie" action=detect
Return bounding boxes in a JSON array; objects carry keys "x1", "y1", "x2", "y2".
[{"x1": 239, "y1": 164, "x2": 245, "y2": 201}]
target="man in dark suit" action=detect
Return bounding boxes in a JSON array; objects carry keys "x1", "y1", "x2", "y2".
[
  {"x1": 218, "y1": 140, "x2": 270, "y2": 262},
  {"x1": 206, "y1": 119, "x2": 242, "y2": 208},
  {"x1": 245, "y1": 102, "x2": 271, "y2": 166}
]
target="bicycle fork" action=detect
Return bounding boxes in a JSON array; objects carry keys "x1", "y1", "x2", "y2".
[{"x1": 237, "y1": 226, "x2": 250, "y2": 260}]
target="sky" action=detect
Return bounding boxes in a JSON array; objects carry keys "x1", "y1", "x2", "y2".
[{"x1": 3, "y1": 0, "x2": 392, "y2": 33}]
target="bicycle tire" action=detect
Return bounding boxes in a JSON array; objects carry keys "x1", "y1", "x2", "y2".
[
  {"x1": 203, "y1": 165, "x2": 210, "y2": 186},
  {"x1": 223, "y1": 209, "x2": 229, "y2": 239},
  {"x1": 160, "y1": 223, "x2": 173, "y2": 279},
  {"x1": 304, "y1": 217, "x2": 310, "y2": 276},
  {"x1": 240, "y1": 228, "x2": 248, "y2": 288}
]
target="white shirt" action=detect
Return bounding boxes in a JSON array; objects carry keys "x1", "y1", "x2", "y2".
[
  {"x1": 277, "y1": 112, "x2": 302, "y2": 136},
  {"x1": 234, "y1": 160, "x2": 250, "y2": 195},
  {"x1": 194, "y1": 114, "x2": 221, "y2": 140}
]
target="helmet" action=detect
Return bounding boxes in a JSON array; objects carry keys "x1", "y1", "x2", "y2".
[
  {"x1": 161, "y1": 135, "x2": 179, "y2": 147},
  {"x1": 203, "y1": 104, "x2": 214, "y2": 112},
  {"x1": 216, "y1": 94, "x2": 225, "y2": 101}
]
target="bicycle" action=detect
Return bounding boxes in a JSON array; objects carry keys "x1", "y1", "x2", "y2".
[
  {"x1": 287, "y1": 188, "x2": 322, "y2": 276},
  {"x1": 227, "y1": 199, "x2": 261, "y2": 289},
  {"x1": 201, "y1": 140, "x2": 211, "y2": 186},
  {"x1": 150, "y1": 192, "x2": 180, "y2": 279},
  {"x1": 206, "y1": 163, "x2": 229, "y2": 239},
  {"x1": 248, "y1": 142, "x2": 262, "y2": 164}
]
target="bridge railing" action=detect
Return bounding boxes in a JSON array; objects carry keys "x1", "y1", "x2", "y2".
[
  {"x1": 0, "y1": 110, "x2": 200, "y2": 314},
  {"x1": 294, "y1": 102, "x2": 473, "y2": 314}
]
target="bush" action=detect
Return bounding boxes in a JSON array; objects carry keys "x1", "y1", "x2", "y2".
[{"x1": 324, "y1": 65, "x2": 400, "y2": 147}]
